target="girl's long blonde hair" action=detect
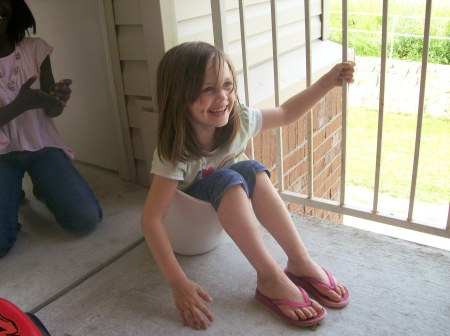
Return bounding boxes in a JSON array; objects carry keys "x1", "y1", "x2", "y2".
[{"x1": 156, "y1": 41, "x2": 240, "y2": 165}]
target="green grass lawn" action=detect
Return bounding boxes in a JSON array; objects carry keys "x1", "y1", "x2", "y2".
[
  {"x1": 329, "y1": 0, "x2": 450, "y2": 205},
  {"x1": 329, "y1": 0, "x2": 450, "y2": 64},
  {"x1": 347, "y1": 107, "x2": 450, "y2": 204},
  {"x1": 331, "y1": 0, "x2": 450, "y2": 17}
]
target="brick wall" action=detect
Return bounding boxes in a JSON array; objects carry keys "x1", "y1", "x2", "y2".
[{"x1": 247, "y1": 87, "x2": 344, "y2": 223}]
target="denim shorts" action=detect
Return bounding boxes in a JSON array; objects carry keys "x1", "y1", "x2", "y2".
[{"x1": 184, "y1": 160, "x2": 270, "y2": 210}]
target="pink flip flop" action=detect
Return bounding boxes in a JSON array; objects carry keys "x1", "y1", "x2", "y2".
[
  {"x1": 255, "y1": 286, "x2": 327, "y2": 327},
  {"x1": 284, "y1": 268, "x2": 350, "y2": 308}
]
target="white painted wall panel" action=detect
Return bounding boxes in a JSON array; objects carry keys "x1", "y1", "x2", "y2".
[
  {"x1": 28, "y1": 0, "x2": 120, "y2": 170},
  {"x1": 122, "y1": 62, "x2": 151, "y2": 96},
  {"x1": 113, "y1": 0, "x2": 142, "y2": 24},
  {"x1": 117, "y1": 26, "x2": 146, "y2": 60}
]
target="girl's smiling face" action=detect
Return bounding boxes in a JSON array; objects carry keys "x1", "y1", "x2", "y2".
[{"x1": 188, "y1": 58, "x2": 235, "y2": 135}]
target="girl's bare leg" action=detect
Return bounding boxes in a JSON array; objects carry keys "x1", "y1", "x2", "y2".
[
  {"x1": 250, "y1": 172, "x2": 345, "y2": 302},
  {"x1": 217, "y1": 185, "x2": 322, "y2": 321}
]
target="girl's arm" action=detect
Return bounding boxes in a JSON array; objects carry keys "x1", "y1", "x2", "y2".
[
  {"x1": 141, "y1": 175, "x2": 186, "y2": 284},
  {"x1": 260, "y1": 61, "x2": 355, "y2": 131},
  {"x1": 0, "y1": 56, "x2": 68, "y2": 125},
  {"x1": 141, "y1": 175, "x2": 214, "y2": 329}
]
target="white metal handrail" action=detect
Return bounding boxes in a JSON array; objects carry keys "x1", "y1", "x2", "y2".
[{"x1": 210, "y1": 0, "x2": 449, "y2": 239}]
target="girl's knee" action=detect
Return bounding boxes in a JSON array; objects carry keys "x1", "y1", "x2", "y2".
[
  {"x1": 210, "y1": 170, "x2": 250, "y2": 210},
  {"x1": 60, "y1": 205, "x2": 102, "y2": 234},
  {"x1": 214, "y1": 183, "x2": 249, "y2": 211},
  {"x1": 230, "y1": 160, "x2": 270, "y2": 198}
]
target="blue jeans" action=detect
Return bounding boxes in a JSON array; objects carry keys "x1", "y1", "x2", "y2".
[
  {"x1": 185, "y1": 160, "x2": 270, "y2": 210},
  {"x1": 0, "y1": 148, "x2": 102, "y2": 257}
]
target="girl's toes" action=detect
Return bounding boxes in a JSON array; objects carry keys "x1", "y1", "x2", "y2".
[
  {"x1": 305, "y1": 306, "x2": 317, "y2": 318},
  {"x1": 337, "y1": 283, "x2": 346, "y2": 296},
  {"x1": 327, "y1": 289, "x2": 342, "y2": 301},
  {"x1": 311, "y1": 299, "x2": 324, "y2": 312},
  {"x1": 295, "y1": 308, "x2": 307, "y2": 320},
  {"x1": 281, "y1": 307, "x2": 300, "y2": 321}
]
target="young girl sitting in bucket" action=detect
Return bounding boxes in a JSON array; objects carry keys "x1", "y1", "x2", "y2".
[{"x1": 141, "y1": 41, "x2": 354, "y2": 329}]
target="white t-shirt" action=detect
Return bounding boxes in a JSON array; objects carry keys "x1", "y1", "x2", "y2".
[
  {"x1": 0, "y1": 37, "x2": 73, "y2": 158},
  {"x1": 151, "y1": 105, "x2": 262, "y2": 190}
]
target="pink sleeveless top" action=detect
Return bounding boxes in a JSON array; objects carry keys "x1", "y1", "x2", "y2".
[{"x1": 0, "y1": 37, "x2": 73, "y2": 159}]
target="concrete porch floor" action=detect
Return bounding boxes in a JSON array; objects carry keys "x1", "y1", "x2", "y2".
[{"x1": 1, "y1": 162, "x2": 449, "y2": 336}]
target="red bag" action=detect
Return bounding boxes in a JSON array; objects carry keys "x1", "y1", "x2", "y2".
[{"x1": 0, "y1": 298, "x2": 51, "y2": 336}]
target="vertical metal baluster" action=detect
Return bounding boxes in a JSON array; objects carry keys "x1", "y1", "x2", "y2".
[
  {"x1": 408, "y1": 0, "x2": 433, "y2": 222},
  {"x1": 270, "y1": 0, "x2": 284, "y2": 191},
  {"x1": 373, "y1": 0, "x2": 389, "y2": 213},
  {"x1": 210, "y1": 0, "x2": 227, "y2": 51},
  {"x1": 305, "y1": 0, "x2": 313, "y2": 199},
  {"x1": 238, "y1": 0, "x2": 255, "y2": 159},
  {"x1": 340, "y1": 0, "x2": 348, "y2": 206}
]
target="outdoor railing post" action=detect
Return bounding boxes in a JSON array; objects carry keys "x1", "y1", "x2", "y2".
[
  {"x1": 269, "y1": 0, "x2": 284, "y2": 192},
  {"x1": 373, "y1": 0, "x2": 389, "y2": 214},
  {"x1": 340, "y1": 0, "x2": 348, "y2": 206},
  {"x1": 238, "y1": 0, "x2": 255, "y2": 160},
  {"x1": 407, "y1": 0, "x2": 433, "y2": 223},
  {"x1": 210, "y1": 0, "x2": 227, "y2": 52},
  {"x1": 304, "y1": 0, "x2": 313, "y2": 199}
]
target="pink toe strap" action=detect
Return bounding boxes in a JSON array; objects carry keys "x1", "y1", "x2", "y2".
[
  {"x1": 298, "y1": 268, "x2": 337, "y2": 291},
  {"x1": 271, "y1": 287, "x2": 312, "y2": 308}
]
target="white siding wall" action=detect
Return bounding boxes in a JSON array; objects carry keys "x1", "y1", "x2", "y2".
[
  {"x1": 175, "y1": 0, "x2": 323, "y2": 71},
  {"x1": 106, "y1": 0, "x2": 176, "y2": 184}
]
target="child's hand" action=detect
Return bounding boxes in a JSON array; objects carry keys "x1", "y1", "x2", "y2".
[
  {"x1": 16, "y1": 76, "x2": 61, "y2": 111},
  {"x1": 328, "y1": 61, "x2": 355, "y2": 86},
  {"x1": 49, "y1": 79, "x2": 72, "y2": 107},
  {"x1": 171, "y1": 278, "x2": 214, "y2": 330}
]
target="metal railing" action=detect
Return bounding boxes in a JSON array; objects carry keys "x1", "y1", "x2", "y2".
[{"x1": 210, "y1": 0, "x2": 449, "y2": 239}]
